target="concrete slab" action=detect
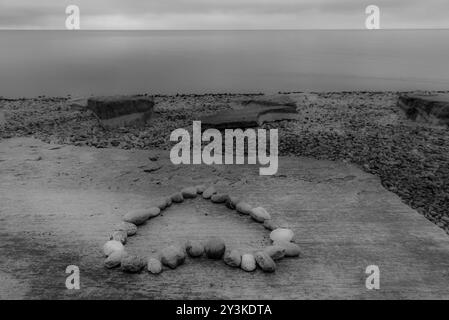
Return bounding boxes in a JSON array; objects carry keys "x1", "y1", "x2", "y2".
[
  {"x1": 87, "y1": 95, "x2": 154, "y2": 129},
  {"x1": 398, "y1": 94, "x2": 449, "y2": 125},
  {"x1": 0, "y1": 137, "x2": 449, "y2": 299}
]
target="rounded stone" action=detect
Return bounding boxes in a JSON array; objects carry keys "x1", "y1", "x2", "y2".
[
  {"x1": 270, "y1": 228, "x2": 294, "y2": 243},
  {"x1": 225, "y1": 196, "x2": 241, "y2": 210},
  {"x1": 160, "y1": 245, "x2": 186, "y2": 269},
  {"x1": 104, "y1": 249, "x2": 127, "y2": 269},
  {"x1": 165, "y1": 196, "x2": 172, "y2": 207},
  {"x1": 273, "y1": 241, "x2": 301, "y2": 257},
  {"x1": 202, "y1": 186, "x2": 217, "y2": 199},
  {"x1": 185, "y1": 240, "x2": 204, "y2": 258},
  {"x1": 121, "y1": 255, "x2": 147, "y2": 273},
  {"x1": 103, "y1": 240, "x2": 125, "y2": 257},
  {"x1": 196, "y1": 185, "x2": 207, "y2": 194},
  {"x1": 250, "y1": 207, "x2": 271, "y2": 223},
  {"x1": 154, "y1": 198, "x2": 169, "y2": 210},
  {"x1": 254, "y1": 251, "x2": 276, "y2": 272},
  {"x1": 263, "y1": 219, "x2": 279, "y2": 231},
  {"x1": 181, "y1": 186, "x2": 198, "y2": 199},
  {"x1": 236, "y1": 202, "x2": 252, "y2": 215},
  {"x1": 263, "y1": 245, "x2": 286, "y2": 260},
  {"x1": 123, "y1": 209, "x2": 151, "y2": 225},
  {"x1": 204, "y1": 237, "x2": 226, "y2": 259},
  {"x1": 147, "y1": 206, "x2": 161, "y2": 218},
  {"x1": 147, "y1": 257, "x2": 163, "y2": 274},
  {"x1": 211, "y1": 193, "x2": 229, "y2": 204},
  {"x1": 241, "y1": 254, "x2": 256, "y2": 272},
  {"x1": 170, "y1": 192, "x2": 184, "y2": 203},
  {"x1": 109, "y1": 230, "x2": 127, "y2": 244},
  {"x1": 223, "y1": 249, "x2": 242, "y2": 267},
  {"x1": 114, "y1": 222, "x2": 138, "y2": 236}
]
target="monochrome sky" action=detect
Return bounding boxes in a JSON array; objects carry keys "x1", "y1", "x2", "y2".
[{"x1": 1, "y1": 0, "x2": 448, "y2": 30}]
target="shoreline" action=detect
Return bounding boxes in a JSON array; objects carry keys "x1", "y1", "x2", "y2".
[{"x1": 1, "y1": 90, "x2": 449, "y2": 238}]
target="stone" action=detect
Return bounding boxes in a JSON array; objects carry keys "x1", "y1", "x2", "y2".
[
  {"x1": 196, "y1": 185, "x2": 207, "y2": 194},
  {"x1": 398, "y1": 94, "x2": 449, "y2": 125},
  {"x1": 254, "y1": 252, "x2": 276, "y2": 272},
  {"x1": 87, "y1": 95, "x2": 154, "y2": 129},
  {"x1": 250, "y1": 207, "x2": 271, "y2": 222},
  {"x1": 263, "y1": 245, "x2": 286, "y2": 260},
  {"x1": 154, "y1": 198, "x2": 169, "y2": 210},
  {"x1": 147, "y1": 207, "x2": 161, "y2": 218},
  {"x1": 121, "y1": 255, "x2": 147, "y2": 273},
  {"x1": 270, "y1": 228, "x2": 294, "y2": 243},
  {"x1": 263, "y1": 219, "x2": 279, "y2": 231},
  {"x1": 223, "y1": 249, "x2": 242, "y2": 267},
  {"x1": 109, "y1": 230, "x2": 127, "y2": 244},
  {"x1": 204, "y1": 237, "x2": 226, "y2": 259},
  {"x1": 165, "y1": 196, "x2": 172, "y2": 207},
  {"x1": 202, "y1": 186, "x2": 217, "y2": 199},
  {"x1": 114, "y1": 222, "x2": 137, "y2": 236},
  {"x1": 123, "y1": 209, "x2": 152, "y2": 225},
  {"x1": 185, "y1": 240, "x2": 204, "y2": 258},
  {"x1": 241, "y1": 254, "x2": 257, "y2": 272},
  {"x1": 200, "y1": 96, "x2": 298, "y2": 129},
  {"x1": 181, "y1": 186, "x2": 198, "y2": 199},
  {"x1": 104, "y1": 249, "x2": 127, "y2": 269},
  {"x1": 211, "y1": 193, "x2": 229, "y2": 204},
  {"x1": 103, "y1": 240, "x2": 124, "y2": 257},
  {"x1": 160, "y1": 245, "x2": 186, "y2": 269},
  {"x1": 236, "y1": 202, "x2": 252, "y2": 215},
  {"x1": 147, "y1": 258, "x2": 163, "y2": 274},
  {"x1": 171, "y1": 192, "x2": 184, "y2": 203},
  {"x1": 225, "y1": 196, "x2": 241, "y2": 210},
  {"x1": 273, "y1": 241, "x2": 301, "y2": 257}
]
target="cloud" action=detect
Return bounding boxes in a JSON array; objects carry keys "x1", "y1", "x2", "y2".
[{"x1": 1, "y1": 0, "x2": 448, "y2": 29}]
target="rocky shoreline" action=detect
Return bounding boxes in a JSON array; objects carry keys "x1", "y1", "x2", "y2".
[{"x1": 1, "y1": 91, "x2": 448, "y2": 236}]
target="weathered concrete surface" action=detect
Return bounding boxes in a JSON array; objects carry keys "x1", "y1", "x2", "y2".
[
  {"x1": 0, "y1": 137, "x2": 449, "y2": 299},
  {"x1": 87, "y1": 95, "x2": 154, "y2": 129},
  {"x1": 200, "y1": 95, "x2": 298, "y2": 129},
  {"x1": 398, "y1": 94, "x2": 449, "y2": 126}
]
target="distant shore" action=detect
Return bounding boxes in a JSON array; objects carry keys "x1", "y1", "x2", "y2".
[{"x1": 1, "y1": 90, "x2": 449, "y2": 237}]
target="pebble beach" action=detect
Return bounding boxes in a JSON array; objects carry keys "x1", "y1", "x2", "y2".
[{"x1": 1, "y1": 90, "x2": 449, "y2": 237}]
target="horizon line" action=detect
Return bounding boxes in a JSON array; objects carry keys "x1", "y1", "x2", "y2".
[{"x1": 1, "y1": 27, "x2": 449, "y2": 31}]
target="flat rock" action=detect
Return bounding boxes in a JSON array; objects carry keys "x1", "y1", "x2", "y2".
[
  {"x1": 200, "y1": 95, "x2": 298, "y2": 129},
  {"x1": 121, "y1": 255, "x2": 147, "y2": 273},
  {"x1": 398, "y1": 94, "x2": 449, "y2": 125},
  {"x1": 87, "y1": 95, "x2": 154, "y2": 129}
]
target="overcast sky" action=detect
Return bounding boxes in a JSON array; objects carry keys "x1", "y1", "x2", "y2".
[{"x1": 1, "y1": 0, "x2": 448, "y2": 30}]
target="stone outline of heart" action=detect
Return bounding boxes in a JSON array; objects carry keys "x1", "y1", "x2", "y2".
[{"x1": 103, "y1": 185, "x2": 301, "y2": 273}]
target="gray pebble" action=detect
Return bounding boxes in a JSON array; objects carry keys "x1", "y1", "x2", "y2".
[
  {"x1": 121, "y1": 255, "x2": 147, "y2": 273},
  {"x1": 171, "y1": 192, "x2": 184, "y2": 203},
  {"x1": 223, "y1": 249, "x2": 242, "y2": 267},
  {"x1": 109, "y1": 230, "x2": 127, "y2": 244},
  {"x1": 114, "y1": 222, "x2": 137, "y2": 236},
  {"x1": 250, "y1": 207, "x2": 271, "y2": 222},
  {"x1": 236, "y1": 202, "x2": 252, "y2": 215},
  {"x1": 263, "y1": 245, "x2": 286, "y2": 260},
  {"x1": 211, "y1": 193, "x2": 229, "y2": 204},
  {"x1": 160, "y1": 245, "x2": 186, "y2": 269},
  {"x1": 204, "y1": 237, "x2": 226, "y2": 259},
  {"x1": 104, "y1": 249, "x2": 127, "y2": 269},
  {"x1": 202, "y1": 186, "x2": 217, "y2": 199},
  {"x1": 147, "y1": 257, "x2": 163, "y2": 274},
  {"x1": 181, "y1": 186, "x2": 198, "y2": 198},
  {"x1": 241, "y1": 253, "x2": 256, "y2": 272},
  {"x1": 254, "y1": 251, "x2": 276, "y2": 272},
  {"x1": 185, "y1": 240, "x2": 204, "y2": 258}
]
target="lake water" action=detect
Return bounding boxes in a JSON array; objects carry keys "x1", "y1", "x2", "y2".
[{"x1": 1, "y1": 30, "x2": 449, "y2": 98}]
